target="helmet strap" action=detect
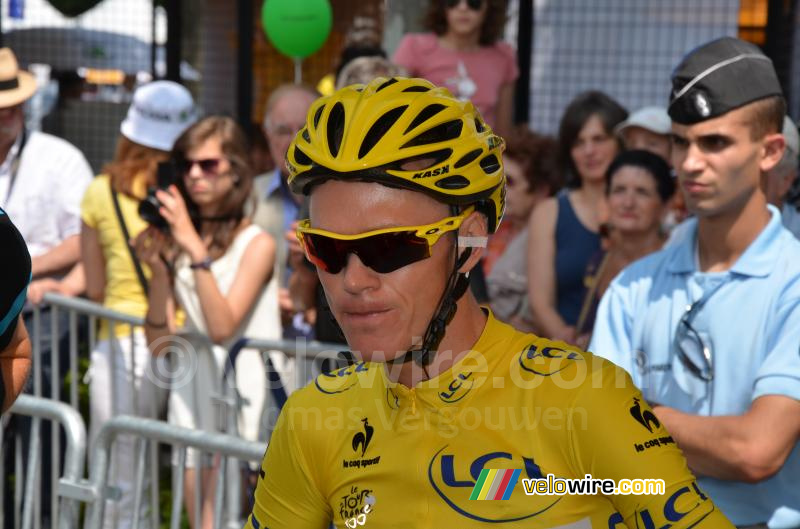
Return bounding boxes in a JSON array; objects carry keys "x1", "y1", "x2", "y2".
[{"x1": 390, "y1": 245, "x2": 473, "y2": 372}]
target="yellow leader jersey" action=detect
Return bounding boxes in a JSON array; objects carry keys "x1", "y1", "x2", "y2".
[{"x1": 246, "y1": 312, "x2": 733, "y2": 528}]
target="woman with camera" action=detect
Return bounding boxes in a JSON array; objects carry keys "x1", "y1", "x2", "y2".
[
  {"x1": 80, "y1": 80, "x2": 197, "y2": 529},
  {"x1": 134, "y1": 116, "x2": 279, "y2": 529}
]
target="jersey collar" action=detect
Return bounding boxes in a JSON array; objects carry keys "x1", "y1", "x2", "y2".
[{"x1": 382, "y1": 309, "x2": 508, "y2": 411}]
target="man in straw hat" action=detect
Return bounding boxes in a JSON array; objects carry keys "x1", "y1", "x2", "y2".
[
  {"x1": 0, "y1": 46, "x2": 93, "y2": 524},
  {"x1": 591, "y1": 37, "x2": 800, "y2": 528}
]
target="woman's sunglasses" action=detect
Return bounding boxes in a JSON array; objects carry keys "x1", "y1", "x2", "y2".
[
  {"x1": 445, "y1": 0, "x2": 484, "y2": 11},
  {"x1": 296, "y1": 206, "x2": 475, "y2": 274},
  {"x1": 177, "y1": 158, "x2": 225, "y2": 176}
]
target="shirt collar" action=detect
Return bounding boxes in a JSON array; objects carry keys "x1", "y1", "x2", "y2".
[
  {"x1": 667, "y1": 204, "x2": 785, "y2": 277},
  {"x1": 0, "y1": 132, "x2": 24, "y2": 174},
  {"x1": 264, "y1": 167, "x2": 283, "y2": 196}
]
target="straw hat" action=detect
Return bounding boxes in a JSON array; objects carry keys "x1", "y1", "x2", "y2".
[{"x1": 0, "y1": 48, "x2": 37, "y2": 108}]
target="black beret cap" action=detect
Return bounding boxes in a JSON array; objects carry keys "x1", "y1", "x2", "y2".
[{"x1": 668, "y1": 37, "x2": 783, "y2": 125}]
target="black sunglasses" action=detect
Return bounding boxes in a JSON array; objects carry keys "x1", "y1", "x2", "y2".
[
  {"x1": 673, "y1": 284, "x2": 725, "y2": 382},
  {"x1": 177, "y1": 158, "x2": 224, "y2": 175},
  {"x1": 445, "y1": 0, "x2": 484, "y2": 11}
]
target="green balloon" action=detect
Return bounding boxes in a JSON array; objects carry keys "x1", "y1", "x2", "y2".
[{"x1": 261, "y1": 0, "x2": 333, "y2": 59}]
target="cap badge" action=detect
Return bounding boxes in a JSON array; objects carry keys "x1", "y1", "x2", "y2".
[{"x1": 693, "y1": 92, "x2": 711, "y2": 117}]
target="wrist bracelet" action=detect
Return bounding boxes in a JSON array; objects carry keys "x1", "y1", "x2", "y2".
[
  {"x1": 145, "y1": 317, "x2": 168, "y2": 329},
  {"x1": 189, "y1": 257, "x2": 213, "y2": 270}
]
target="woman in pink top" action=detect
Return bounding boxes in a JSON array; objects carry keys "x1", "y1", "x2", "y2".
[{"x1": 393, "y1": 0, "x2": 518, "y2": 137}]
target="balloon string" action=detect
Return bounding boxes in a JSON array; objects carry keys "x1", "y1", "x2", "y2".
[{"x1": 294, "y1": 57, "x2": 302, "y2": 83}]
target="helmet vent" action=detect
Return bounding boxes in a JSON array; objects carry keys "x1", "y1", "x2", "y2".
[
  {"x1": 294, "y1": 146, "x2": 312, "y2": 166},
  {"x1": 396, "y1": 149, "x2": 452, "y2": 171},
  {"x1": 402, "y1": 85, "x2": 430, "y2": 93},
  {"x1": 404, "y1": 104, "x2": 446, "y2": 134},
  {"x1": 327, "y1": 102, "x2": 345, "y2": 158},
  {"x1": 479, "y1": 154, "x2": 501, "y2": 174},
  {"x1": 313, "y1": 105, "x2": 324, "y2": 129},
  {"x1": 359, "y1": 105, "x2": 408, "y2": 159},
  {"x1": 454, "y1": 149, "x2": 483, "y2": 168},
  {"x1": 474, "y1": 118, "x2": 485, "y2": 133},
  {"x1": 402, "y1": 120, "x2": 463, "y2": 148},
  {"x1": 435, "y1": 175, "x2": 470, "y2": 190},
  {"x1": 376, "y1": 78, "x2": 399, "y2": 92},
  {"x1": 301, "y1": 128, "x2": 311, "y2": 142}
]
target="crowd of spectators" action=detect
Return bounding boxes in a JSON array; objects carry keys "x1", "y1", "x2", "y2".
[{"x1": 1, "y1": 0, "x2": 799, "y2": 527}]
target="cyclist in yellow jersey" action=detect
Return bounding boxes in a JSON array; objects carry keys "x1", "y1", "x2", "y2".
[{"x1": 245, "y1": 77, "x2": 734, "y2": 529}]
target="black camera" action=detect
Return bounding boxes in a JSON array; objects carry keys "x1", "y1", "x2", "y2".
[{"x1": 138, "y1": 161, "x2": 177, "y2": 230}]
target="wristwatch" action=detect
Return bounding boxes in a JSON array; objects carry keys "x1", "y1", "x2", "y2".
[{"x1": 189, "y1": 257, "x2": 213, "y2": 270}]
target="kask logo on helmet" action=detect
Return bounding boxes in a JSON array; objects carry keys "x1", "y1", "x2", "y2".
[{"x1": 412, "y1": 164, "x2": 450, "y2": 179}]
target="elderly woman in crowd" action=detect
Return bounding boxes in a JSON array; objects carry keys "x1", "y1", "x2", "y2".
[{"x1": 577, "y1": 149, "x2": 675, "y2": 345}]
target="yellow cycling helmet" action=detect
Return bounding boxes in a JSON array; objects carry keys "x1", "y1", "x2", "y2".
[{"x1": 286, "y1": 77, "x2": 506, "y2": 233}]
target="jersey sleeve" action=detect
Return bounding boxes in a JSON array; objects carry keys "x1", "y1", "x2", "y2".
[
  {"x1": 0, "y1": 209, "x2": 31, "y2": 350},
  {"x1": 246, "y1": 395, "x2": 331, "y2": 529},
  {"x1": 588, "y1": 279, "x2": 635, "y2": 375},
  {"x1": 570, "y1": 359, "x2": 735, "y2": 528}
]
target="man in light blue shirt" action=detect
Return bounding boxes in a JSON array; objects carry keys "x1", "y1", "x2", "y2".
[{"x1": 590, "y1": 37, "x2": 800, "y2": 529}]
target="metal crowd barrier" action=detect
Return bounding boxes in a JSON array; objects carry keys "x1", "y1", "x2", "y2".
[
  {"x1": 225, "y1": 336, "x2": 345, "y2": 409},
  {"x1": 2, "y1": 395, "x2": 86, "y2": 529},
  {"x1": 75, "y1": 415, "x2": 268, "y2": 529},
  {"x1": 4, "y1": 292, "x2": 350, "y2": 529},
  {"x1": 2, "y1": 293, "x2": 150, "y2": 529}
]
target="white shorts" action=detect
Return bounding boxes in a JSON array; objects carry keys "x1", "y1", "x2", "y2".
[{"x1": 166, "y1": 339, "x2": 277, "y2": 467}]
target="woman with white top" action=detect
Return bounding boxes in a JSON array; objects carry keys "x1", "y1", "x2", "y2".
[{"x1": 134, "y1": 116, "x2": 280, "y2": 529}]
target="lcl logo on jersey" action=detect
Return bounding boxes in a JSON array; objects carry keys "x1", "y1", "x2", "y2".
[
  {"x1": 608, "y1": 482, "x2": 711, "y2": 528},
  {"x1": 439, "y1": 371, "x2": 473, "y2": 403},
  {"x1": 428, "y1": 446, "x2": 559, "y2": 522},
  {"x1": 518, "y1": 343, "x2": 582, "y2": 376},
  {"x1": 315, "y1": 361, "x2": 369, "y2": 395}
]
